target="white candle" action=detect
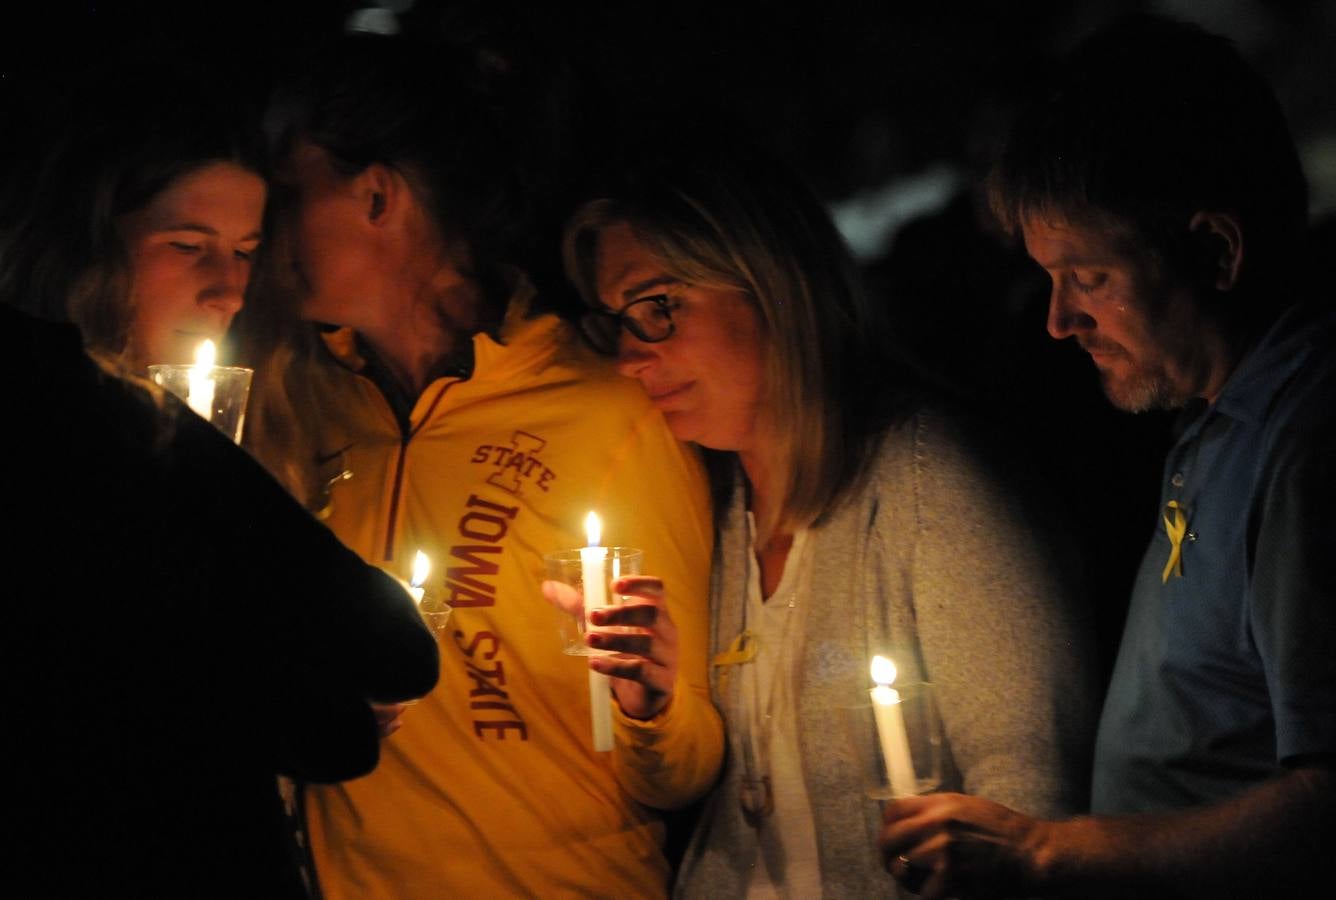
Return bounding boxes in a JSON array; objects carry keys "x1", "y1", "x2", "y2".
[
  {"x1": 186, "y1": 339, "x2": 216, "y2": 421},
  {"x1": 408, "y1": 550, "x2": 431, "y2": 606},
  {"x1": 871, "y1": 655, "x2": 917, "y2": 797},
  {"x1": 581, "y1": 511, "x2": 613, "y2": 752}
]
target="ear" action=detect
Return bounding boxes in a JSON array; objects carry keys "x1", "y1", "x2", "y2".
[
  {"x1": 352, "y1": 163, "x2": 402, "y2": 227},
  {"x1": 1187, "y1": 211, "x2": 1244, "y2": 291}
]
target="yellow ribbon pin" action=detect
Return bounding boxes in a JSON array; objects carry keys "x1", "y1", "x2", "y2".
[
  {"x1": 1162, "y1": 500, "x2": 1188, "y2": 583},
  {"x1": 713, "y1": 629, "x2": 759, "y2": 696}
]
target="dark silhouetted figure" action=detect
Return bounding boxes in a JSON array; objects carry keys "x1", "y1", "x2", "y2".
[{"x1": 1, "y1": 305, "x2": 438, "y2": 897}]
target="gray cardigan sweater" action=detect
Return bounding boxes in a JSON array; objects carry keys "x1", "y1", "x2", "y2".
[{"x1": 676, "y1": 408, "x2": 1097, "y2": 898}]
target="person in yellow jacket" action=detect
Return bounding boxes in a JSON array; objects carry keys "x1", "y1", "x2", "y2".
[{"x1": 242, "y1": 24, "x2": 723, "y2": 900}]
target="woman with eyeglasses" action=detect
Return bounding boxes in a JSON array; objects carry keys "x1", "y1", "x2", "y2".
[{"x1": 561, "y1": 147, "x2": 1097, "y2": 897}]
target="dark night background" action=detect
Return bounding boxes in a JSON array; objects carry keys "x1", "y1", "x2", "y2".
[
  {"x1": 4, "y1": 1, "x2": 1333, "y2": 209},
  {"x1": 2, "y1": 0, "x2": 1334, "y2": 682}
]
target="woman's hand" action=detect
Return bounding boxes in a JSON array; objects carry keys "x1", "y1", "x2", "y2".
[
  {"x1": 541, "y1": 574, "x2": 679, "y2": 720},
  {"x1": 589, "y1": 575, "x2": 679, "y2": 719}
]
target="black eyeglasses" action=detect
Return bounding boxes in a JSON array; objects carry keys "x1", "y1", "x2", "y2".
[{"x1": 579, "y1": 294, "x2": 677, "y2": 356}]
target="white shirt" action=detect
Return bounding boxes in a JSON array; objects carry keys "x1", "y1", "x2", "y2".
[{"x1": 740, "y1": 518, "x2": 822, "y2": 899}]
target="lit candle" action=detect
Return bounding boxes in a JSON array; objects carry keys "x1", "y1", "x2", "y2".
[
  {"x1": 186, "y1": 339, "x2": 216, "y2": 421},
  {"x1": 870, "y1": 655, "x2": 917, "y2": 797},
  {"x1": 581, "y1": 511, "x2": 613, "y2": 752},
  {"x1": 408, "y1": 550, "x2": 431, "y2": 606}
]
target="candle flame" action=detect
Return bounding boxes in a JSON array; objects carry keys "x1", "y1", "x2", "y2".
[
  {"x1": 584, "y1": 510, "x2": 602, "y2": 548},
  {"x1": 193, "y1": 339, "x2": 217, "y2": 370},
  {"x1": 871, "y1": 655, "x2": 897, "y2": 687},
  {"x1": 410, "y1": 550, "x2": 431, "y2": 588}
]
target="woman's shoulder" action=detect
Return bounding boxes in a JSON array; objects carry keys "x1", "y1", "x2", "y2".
[
  {"x1": 866, "y1": 401, "x2": 1036, "y2": 506},
  {"x1": 869, "y1": 401, "x2": 989, "y2": 473}
]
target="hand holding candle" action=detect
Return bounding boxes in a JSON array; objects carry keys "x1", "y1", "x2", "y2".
[
  {"x1": 541, "y1": 515, "x2": 662, "y2": 750},
  {"x1": 585, "y1": 574, "x2": 678, "y2": 720},
  {"x1": 542, "y1": 560, "x2": 673, "y2": 718}
]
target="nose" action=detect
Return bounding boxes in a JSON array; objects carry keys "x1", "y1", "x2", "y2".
[
  {"x1": 1046, "y1": 281, "x2": 1095, "y2": 341},
  {"x1": 199, "y1": 250, "x2": 248, "y2": 317},
  {"x1": 613, "y1": 332, "x2": 657, "y2": 380}
]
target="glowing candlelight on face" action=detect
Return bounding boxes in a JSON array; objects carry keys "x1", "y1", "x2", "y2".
[
  {"x1": 186, "y1": 339, "x2": 216, "y2": 420},
  {"x1": 871, "y1": 655, "x2": 917, "y2": 797},
  {"x1": 408, "y1": 550, "x2": 431, "y2": 606},
  {"x1": 581, "y1": 511, "x2": 613, "y2": 752}
]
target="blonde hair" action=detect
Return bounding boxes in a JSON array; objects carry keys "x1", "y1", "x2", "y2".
[
  {"x1": 563, "y1": 151, "x2": 917, "y2": 536},
  {"x1": 232, "y1": 225, "x2": 334, "y2": 509}
]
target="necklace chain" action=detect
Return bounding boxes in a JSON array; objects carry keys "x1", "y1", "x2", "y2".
[{"x1": 736, "y1": 512, "x2": 804, "y2": 827}]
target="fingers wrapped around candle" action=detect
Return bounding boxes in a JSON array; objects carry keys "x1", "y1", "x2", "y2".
[
  {"x1": 877, "y1": 793, "x2": 1043, "y2": 899},
  {"x1": 540, "y1": 579, "x2": 583, "y2": 616},
  {"x1": 588, "y1": 575, "x2": 678, "y2": 720}
]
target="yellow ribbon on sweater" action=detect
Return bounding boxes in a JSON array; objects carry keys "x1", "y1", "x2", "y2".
[
  {"x1": 712, "y1": 629, "x2": 759, "y2": 697},
  {"x1": 1161, "y1": 500, "x2": 1188, "y2": 583}
]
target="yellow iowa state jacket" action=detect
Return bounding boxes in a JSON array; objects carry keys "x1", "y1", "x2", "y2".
[{"x1": 303, "y1": 294, "x2": 721, "y2": 899}]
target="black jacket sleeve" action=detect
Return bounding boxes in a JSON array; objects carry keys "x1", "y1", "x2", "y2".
[{"x1": 4, "y1": 305, "x2": 439, "y2": 792}]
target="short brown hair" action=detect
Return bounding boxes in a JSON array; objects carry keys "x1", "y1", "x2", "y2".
[{"x1": 987, "y1": 14, "x2": 1307, "y2": 300}]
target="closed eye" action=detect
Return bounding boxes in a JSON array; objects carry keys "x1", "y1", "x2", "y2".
[{"x1": 1072, "y1": 270, "x2": 1107, "y2": 293}]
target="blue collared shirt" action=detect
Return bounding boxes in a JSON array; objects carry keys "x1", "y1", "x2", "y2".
[{"x1": 1092, "y1": 303, "x2": 1336, "y2": 814}]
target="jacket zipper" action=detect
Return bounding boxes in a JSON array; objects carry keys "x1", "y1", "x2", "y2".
[{"x1": 381, "y1": 379, "x2": 456, "y2": 562}]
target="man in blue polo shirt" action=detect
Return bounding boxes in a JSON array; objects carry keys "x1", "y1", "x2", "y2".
[{"x1": 877, "y1": 15, "x2": 1336, "y2": 898}]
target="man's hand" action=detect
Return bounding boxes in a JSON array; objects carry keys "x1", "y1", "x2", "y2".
[{"x1": 879, "y1": 793, "x2": 1048, "y2": 899}]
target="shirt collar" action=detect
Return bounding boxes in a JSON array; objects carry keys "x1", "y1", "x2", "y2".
[{"x1": 1210, "y1": 303, "x2": 1336, "y2": 426}]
